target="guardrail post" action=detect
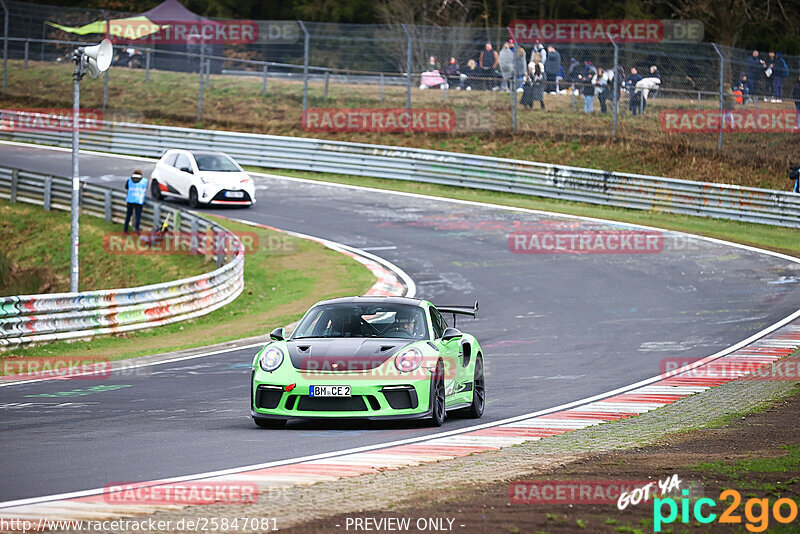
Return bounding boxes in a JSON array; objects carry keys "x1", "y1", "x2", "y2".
[
  {"x1": 43, "y1": 175, "x2": 52, "y2": 210},
  {"x1": 190, "y1": 216, "x2": 198, "y2": 255},
  {"x1": 298, "y1": 21, "x2": 309, "y2": 113},
  {"x1": 216, "y1": 231, "x2": 224, "y2": 268},
  {"x1": 324, "y1": 70, "x2": 329, "y2": 100},
  {"x1": 174, "y1": 209, "x2": 181, "y2": 233},
  {"x1": 401, "y1": 24, "x2": 411, "y2": 112},
  {"x1": 144, "y1": 49, "x2": 151, "y2": 82},
  {"x1": 24, "y1": 40, "x2": 29, "y2": 69},
  {"x1": 9, "y1": 168, "x2": 17, "y2": 203},
  {"x1": 152, "y1": 202, "x2": 161, "y2": 231},
  {"x1": 261, "y1": 65, "x2": 268, "y2": 95},
  {"x1": 104, "y1": 189, "x2": 112, "y2": 221},
  {"x1": 379, "y1": 73, "x2": 384, "y2": 103}
]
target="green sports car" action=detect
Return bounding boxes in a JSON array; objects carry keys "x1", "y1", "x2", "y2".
[{"x1": 250, "y1": 296, "x2": 484, "y2": 428}]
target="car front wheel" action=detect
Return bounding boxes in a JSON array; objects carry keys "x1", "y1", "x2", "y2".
[
  {"x1": 150, "y1": 178, "x2": 162, "y2": 200},
  {"x1": 428, "y1": 360, "x2": 446, "y2": 427},
  {"x1": 188, "y1": 186, "x2": 199, "y2": 209}
]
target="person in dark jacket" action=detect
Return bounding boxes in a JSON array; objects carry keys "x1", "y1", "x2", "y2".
[
  {"x1": 746, "y1": 50, "x2": 762, "y2": 98},
  {"x1": 544, "y1": 46, "x2": 561, "y2": 94},
  {"x1": 626, "y1": 67, "x2": 643, "y2": 115},
  {"x1": 522, "y1": 62, "x2": 545, "y2": 110},
  {"x1": 772, "y1": 52, "x2": 789, "y2": 102},
  {"x1": 764, "y1": 51, "x2": 776, "y2": 101},
  {"x1": 479, "y1": 42, "x2": 499, "y2": 91},
  {"x1": 793, "y1": 74, "x2": 800, "y2": 129},
  {"x1": 444, "y1": 57, "x2": 460, "y2": 89},
  {"x1": 583, "y1": 72, "x2": 595, "y2": 113},
  {"x1": 566, "y1": 57, "x2": 581, "y2": 94},
  {"x1": 124, "y1": 169, "x2": 147, "y2": 233}
]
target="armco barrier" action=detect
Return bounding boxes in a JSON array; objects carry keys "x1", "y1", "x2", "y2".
[
  {"x1": 1, "y1": 111, "x2": 799, "y2": 228},
  {"x1": 0, "y1": 167, "x2": 244, "y2": 348}
]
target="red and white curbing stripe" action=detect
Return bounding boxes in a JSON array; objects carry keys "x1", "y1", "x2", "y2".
[{"x1": 2, "y1": 321, "x2": 798, "y2": 521}]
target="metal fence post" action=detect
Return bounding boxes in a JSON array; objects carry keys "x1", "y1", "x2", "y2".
[
  {"x1": 197, "y1": 37, "x2": 205, "y2": 122},
  {"x1": 379, "y1": 72, "x2": 384, "y2": 103},
  {"x1": 102, "y1": 69, "x2": 109, "y2": 112},
  {"x1": 205, "y1": 59, "x2": 210, "y2": 88},
  {"x1": 1, "y1": 0, "x2": 8, "y2": 94},
  {"x1": 10, "y1": 168, "x2": 17, "y2": 203},
  {"x1": 298, "y1": 21, "x2": 309, "y2": 113},
  {"x1": 610, "y1": 35, "x2": 618, "y2": 138},
  {"x1": 444, "y1": 79, "x2": 448, "y2": 104},
  {"x1": 510, "y1": 53, "x2": 517, "y2": 133},
  {"x1": 104, "y1": 189, "x2": 112, "y2": 221},
  {"x1": 401, "y1": 24, "x2": 411, "y2": 112},
  {"x1": 697, "y1": 91, "x2": 701, "y2": 110},
  {"x1": 261, "y1": 65, "x2": 267, "y2": 95},
  {"x1": 40, "y1": 22, "x2": 46, "y2": 61},
  {"x1": 145, "y1": 49, "x2": 150, "y2": 82},
  {"x1": 712, "y1": 43, "x2": 724, "y2": 151},
  {"x1": 24, "y1": 40, "x2": 29, "y2": 69},
  {"x1": 324, "y1": 69, "x2": 329, "y2": 100},
  {"x1": 43, "y1": 175, "x2": 52, "y2": 210}
]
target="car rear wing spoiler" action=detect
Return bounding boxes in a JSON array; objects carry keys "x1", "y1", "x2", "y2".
[{"x1": 436, "y1": 301, "x2": 478, "y2": 328}]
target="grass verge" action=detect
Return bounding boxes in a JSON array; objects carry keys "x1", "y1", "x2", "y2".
[
  {"x1": 0, "y1": 199, "x2": 208, "y2": 295},
  {"x1": 252, "y1": 167, "x2": 800, "y2": 258},
  {"x1": 1, "y1": 215, "x2": 375, "y2": 365},
  {"x1": 1, "y1": 58, "x2": 797, "y2": 189}
]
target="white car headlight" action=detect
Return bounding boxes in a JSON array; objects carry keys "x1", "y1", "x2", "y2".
[
  {"x1": 394, "y1": 347, "x2": 423, "y2": 373},
  {"x1": 259, "y1": 346, "x2": 284, "y2": 372}
]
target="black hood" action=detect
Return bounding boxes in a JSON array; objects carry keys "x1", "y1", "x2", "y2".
[{"x1": 287, "y1": 338, "x2": 412, "y2": 371}]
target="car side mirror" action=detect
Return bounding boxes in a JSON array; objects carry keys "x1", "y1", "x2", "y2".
[
  {"x1": 269, "y1": 327, "x2": 285, "y2": 341},
  {"x1": 180, "y1": 166, "x2": 193, "y2": 174},
  {"x1": 442, "y1": 327, "x2": 462, "y2": 341}
]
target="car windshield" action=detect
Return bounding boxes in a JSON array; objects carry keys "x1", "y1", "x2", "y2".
[
  {"x1": 193, "y1": 154, "x2": 240, "y2": 172},
  {"x1": 292, "y1": 303, "x2": 428, "y2": 340}
]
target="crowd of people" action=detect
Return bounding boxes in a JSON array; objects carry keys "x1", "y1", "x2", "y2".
[{"x1": 418, "y1": 42, "x2": 799, "y2": 120}]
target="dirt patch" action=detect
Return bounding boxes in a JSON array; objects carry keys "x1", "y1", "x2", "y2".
[{"x1": 287, "y1": 385, "x2": 800, "y2": 533}]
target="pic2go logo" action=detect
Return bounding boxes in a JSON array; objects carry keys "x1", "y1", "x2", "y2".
[{"x1": 654, "y1": 489, "x2": 799, "y2": 532}]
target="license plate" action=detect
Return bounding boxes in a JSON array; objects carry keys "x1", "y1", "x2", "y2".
[
  {"x1": 310, "y1": 385, "x2": 351, "y2": 397},
  {"x1": 224, "y1": 190, "x2": 244, "y2": 198}
]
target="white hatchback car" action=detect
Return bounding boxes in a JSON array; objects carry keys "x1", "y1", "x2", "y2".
[{"x1": 150, "y1": 150, "x2": 256, "y2": 208}]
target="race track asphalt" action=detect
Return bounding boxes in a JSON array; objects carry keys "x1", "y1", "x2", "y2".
[{"x1": 1, "y1": 143, "x2": 798, "y2": 502}]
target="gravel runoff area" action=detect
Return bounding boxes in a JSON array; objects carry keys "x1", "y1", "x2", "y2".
[{"x1": 46, "y1": 365, "x2": 799, "y2": 533}]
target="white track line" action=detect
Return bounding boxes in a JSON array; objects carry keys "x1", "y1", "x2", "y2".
[{"x1": 1, "y1": 142, "x2": 798, "y2": 510}]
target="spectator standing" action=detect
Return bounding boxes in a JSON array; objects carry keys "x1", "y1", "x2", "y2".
[
  {"x1": 444, "y1": 57, "x2": 461, "y2": 89},
  {"x1": 566, "y1": 57, "x2": 581, "y2": 94},
  {"x1": 479, "y1": 42, "x2": 499, "y2": 91},
  {"x1": 522, "y1": 62, "x2": 545, "y2": 110},
  {"x1": 498, "y1": 42, "x2": 515, "y2": 91},
  {"x1": 124, "y1": 169, "x2": 147, "y2": 234},
  {"x1": 773, "y1": 52, "x2": 788, "y2": 102},
  {"x1": 544, "y1": 46, "x2": 561, "y2": 94},
  {"x1": 764, "y1": 51, "x2": 776, "y2": 101},
  {"x1": 626, "y1": 67, "x2": 643, "y2": 115},
  {"x1": 595, "y1": 68, "x2": 610, "y2": 114},
  {"x1": 582, "y1": 72, "x2": 595, "y2": 113},
  {"x1": 532, "y1": 40, "x2": 546, "y2": 64},
  {"x1": 514, "y1": 44, "x2": 527, "y2": 92},
  {"x1": 746, "y1": 50, "x2": 762, "y2": 98},
  {"x1": 793, "y1": 74, "x2": 800, "y2": 128}
]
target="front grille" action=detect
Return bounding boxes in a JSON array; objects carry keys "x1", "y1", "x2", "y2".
[
  {"x1": 211, "y1": 190, "x2": 252, "y2": 202},
  {"x1": 255, "y1": 386, "x2": 283, "y2": 409},
  {"x1": 296, "y1": 396, "x2": 368, "y2": 412}
]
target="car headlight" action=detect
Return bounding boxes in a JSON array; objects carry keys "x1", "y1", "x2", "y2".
[
  {"x1": 394, "y1": 347, "x2": 423, "y2": 373},
  {"x1": 259, "y1": 346, "x2": 284, "y2": 372}
]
